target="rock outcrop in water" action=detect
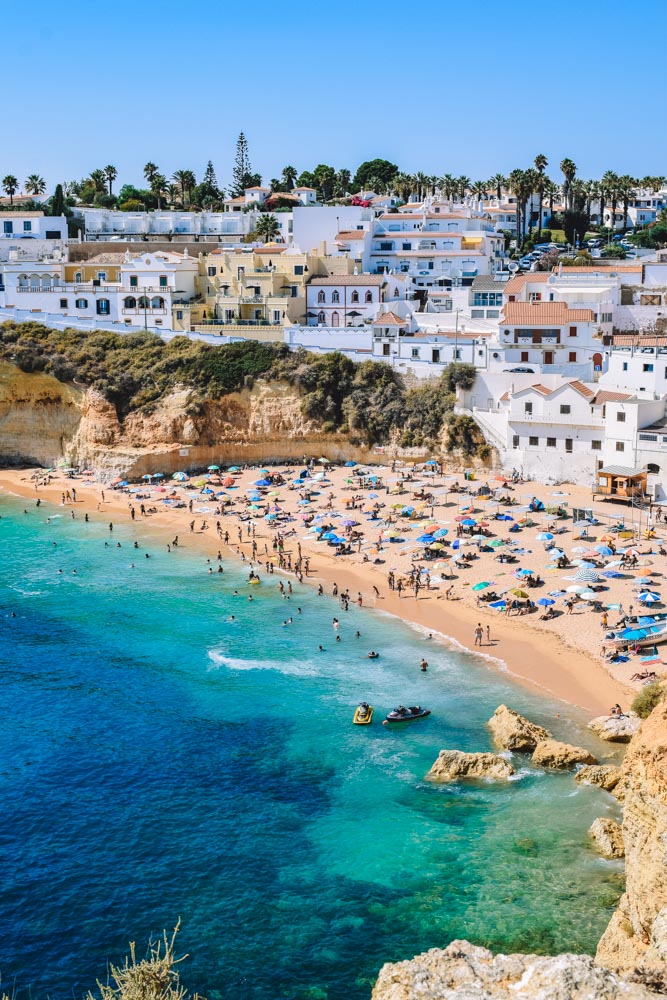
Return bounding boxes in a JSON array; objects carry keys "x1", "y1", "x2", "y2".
[
  {"x1": 575, "y1": 765, "x2": 622, "y2": 792},
  {"x1": 589, "y1": 817, "x2": 625, "y2": 858},
  {"x1": 371, "y1": 940, "x2": 655, "y2": 999},
  {"x1": 595, "y1": 700, "x2": 667, "y2": 979},
  {"x1": 589, "y1": 714, "x2": 642, "y2": 743},
  {"x1": 531, "y1": 739, "x2": 597, "y2": 769},
  {"x1": 487, "y1": 704, "x2": 551, "y2": 752},
  {"x1": 426, "y1": 750, "x2": 515, "y2": 782}
]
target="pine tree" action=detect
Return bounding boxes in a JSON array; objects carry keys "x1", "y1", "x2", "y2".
[
  {"x1": 231, "y1": 132, "x2": 251, "y2": 197},
  {"x1": 203, "y1": 160, "x2": 217, "y2": 189}
]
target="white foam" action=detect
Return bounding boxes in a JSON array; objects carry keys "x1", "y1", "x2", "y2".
[{"x1": 207, "y1": 648, "x2": 320, "y2": 677}]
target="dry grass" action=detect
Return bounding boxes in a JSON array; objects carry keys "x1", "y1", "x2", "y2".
[{"x1": 88, "y1": 922, "x2": 204, "y2": 1000}]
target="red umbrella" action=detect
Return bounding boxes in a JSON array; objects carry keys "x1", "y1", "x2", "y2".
[{"x1": 222, "y1": 476, "x2": 235, "y2": 487}]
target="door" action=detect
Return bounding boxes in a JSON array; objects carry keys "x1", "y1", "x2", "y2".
[
  {"x1": 544, "y1": 351, "x2": 554, "y2": 365},
  {"x1": 432, "y1": 349, "x2": 440, "y2": 363},
  {"x1": 565, "y1": 438, "x2": 573, "y2": 453}
]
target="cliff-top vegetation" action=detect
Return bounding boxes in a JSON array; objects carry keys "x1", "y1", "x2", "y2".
[{"x1": 0, "y1": 321, "x2": 486, "y2": 455}]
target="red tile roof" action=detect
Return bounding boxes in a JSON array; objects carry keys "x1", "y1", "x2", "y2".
[
  {"x1": 503, "y1": 272, "x2": 551, "y2": 295},
  {"x1": 374, "y1": 311, "x2": 408, "y2": 326},
  {"x1": 503, "y1": 301, "x2": 596, "y2": 325},
  {"x1": 593, "y1": 390, "x2": 633, "y2": 405}
]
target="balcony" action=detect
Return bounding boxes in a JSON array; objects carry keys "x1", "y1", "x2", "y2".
[
  {"x1": 241, "y1": 295, "x2": 265, "y2": 304},
  {"x1": 122, "y1": 308, "x2": 167, "y2": 316}
]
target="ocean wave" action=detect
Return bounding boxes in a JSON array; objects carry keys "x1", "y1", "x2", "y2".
[{"x1": 207, "y1": 649, "x2": 320, "y2": 677}]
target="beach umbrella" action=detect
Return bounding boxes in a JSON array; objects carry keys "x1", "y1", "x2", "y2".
[
  {"x1": 153, "y1": 473, "x2": 164, "y2": 479},
  {"x1": 228, "y1": 466, "x2": 240, "y2": 473},
  {"x1": 595, "y1": 545, "x2": 614, "y2": 556},
  {"x1": 318, "y1": 457, "x2": 330, "y2": 464},
  {"x1": 566, "y1": 585, "x2": 586, "y2": 594},
  {"x1": 537, "y1": 532, "x2": 554, "y2": 541},
  {"x1": 548, "y1": 548, "x2": 564, "y2": 558},
  {"x1": 117, "y1": 480, "x2": 129, "y2": 487},
  {"x1": 509, "y1": 589, "x2": 529, "y2": 599},
  {"x1": 579, "y1": 591, "x2": 597, "y2": 601},
  {"x1": 222, "y1": 477, "x2": 235, "y2": 487},
  {"x1": 298, "y1": 499, "x2": 311, "y2": 506},
  {"x1": 638, "y1": 592, "x2": 661, "y2": 603},
  {"x1": 572, "y1": 560, "x2": 596, "y2": 569},
  {"x1": 428, "y1": 542, "x2": 445, "y2": 550},
  {"x1": 517, "y1": 568, "x2": 535, "y2": 576},
  {"x1": 602, "y1": 571, "x2": 624, "y2": 579},
  {"x1": 574, "y1": 568, "x2": 600, "y2": 583},
  {"x1": 462, "y1": 518, "x2": 477, "y2": 527},
  {"x1": 344, "y1": 460, "x2": 357, "y2": 467},
  {"x1": 417, "y1": 534, "x2": 434, "y2": 543},
  {"x1": 604, "y1": 559, "x2": 624, "y2": 569},
  {"x1": 537, "y1": 597, "x2": 555, "y2": 606},
  {"x1": 254, "y1": 479, "x2": 271, "y2": 487},
  {"x1": 472, "y1": 582, "x2": 491, "y2": 591},
  {"x1": 636, "y1": 576, "x2": 654, "y2": 585},
  {"x1": 452, "y1": 539, "x2": 460, "y2": 550},
  {"x1": 620, "y1": 628, "x2": 648, "y2": 641},
  {"x1": 489, "y1": 538, "x2": 504, "y2": 547},
  {"x1": 207, "y1": 465, "x2": 220, "y2": 471},
  {"x1": 490, "y1": 600, "x2": 507, "y2": 609},
  {"x1": 571, "y1": 546, "x2": 589, "y2": 553},
  {"x1": 433, "y1": 528, "x2": 449, "y2": 538},
  {"x1": 142, "y1": 474, "x2": 152, "y2": 480},
  {"x1": 172, "y1": 472, "x2": 189, "y2": 481},
  {"x1": 342, "y1": 519, "x2": 359, "y2": 527},
  {"x1": 201, "y1": 488, "x2": 214, "y2": 495}
]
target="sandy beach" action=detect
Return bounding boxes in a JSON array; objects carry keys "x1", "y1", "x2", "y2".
[{"x1": 2, "y1": 461, "x2": 663, "y2": 716}]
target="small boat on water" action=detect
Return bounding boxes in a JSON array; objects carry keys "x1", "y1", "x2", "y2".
[
  {"x1": 353, "y1": 702, "x2": 373, "y2": 725},
  {"x1": 605, "y1": 620, "x2": 667, "y2": 649},
  {"x1": 383, "y1": 705, "x2": 431, "y2": 724}
]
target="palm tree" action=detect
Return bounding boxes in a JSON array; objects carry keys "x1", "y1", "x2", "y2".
[
  {"x1": 584, "y1": 180, "x2": 600, "y2": 221},
  {"x1": 183, "y1": 169, "x2": 197, "y2": 204},
  {"x1": 489, "y1": 173, "x2": 506, "y2": 201},
  {"x1": 281, "y1": 165, "x2": 297, "y2": 191},
  {"x1": 523, "y1": 168, "x2": 540, "y2": 234},
  {"x1": 413, "y1": 172, "x2": 428, "y2": 200},
  {"x1": 336, "y1": 168, "x2": 351, "y2": 197},
  {"x1": 393, "y1": 172, "x2": 413, "y2": 202},
  {"x1": 470, "y1": 180, "x2": 487, "y2": 203},
  {"x1": 618, "y1": 174, "x2": 637, "y2": 230},
  {"x1": 25, "y1": 174, "x2": 46, "y2": 196},
  {"x1": 457, "y1": 176, "x2": 471, "y2": 200},
  {"x1": 143, "y1": 162, "x2": 159, "y2": 187},
  {"x1": 255, "y1": 213, "x2": 280, "y2": 243},
  {"x1": 150, "y1": 172, "x2": 168, "y2": 209},
  {"x1": 2, "y1": 175, "x2": 19, "y2": 204},
  {"x1": 172, "y1": 169, "x2": 190, "y2": 205},
  {"x1": 559, "y1": 158, "x2": 577, "y2": 210},
  {"x1": 533, "y1": 154, "x2": 548, "y2": 236},
  {"x1": 543, "y1": 179, "x2": 558, "y2": 220},
  {"x1": 602, "y1": 170, "x2": 620, "y2": 237},
  {"x1": 90, "y1": 169, "x2": 106, "y2": 193},
  {"x1": 102, "y1": 165, "x2": 117, "y2": 196}
]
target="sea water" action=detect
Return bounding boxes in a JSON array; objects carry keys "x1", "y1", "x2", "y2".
[{"x1": 0, "y1": 496, "x2": 623, "y2": 1000}]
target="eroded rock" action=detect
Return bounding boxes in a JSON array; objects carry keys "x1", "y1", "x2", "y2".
[
  {"x1": 487, "y1": 704, "x2": 551, "y2": 752},
  {"x1": 589, "y1": 817, "x2": 625, "y2": 858},
  {"x1": 575, "y1": 765, "x2": 622, "y2": 792},
  {"x1": 589, "y1": 714, "x2": 642, "y2": 743},
  {"x1": 532, "y1": 739, "x2": 597, "y2": 769},
  {"x1": 426, "y1": 750, "x2": 515, "y2": 783}
]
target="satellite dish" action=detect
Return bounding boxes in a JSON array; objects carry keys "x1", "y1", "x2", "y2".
[{"x1": 507, "y1": 261, "x2": 519, "y2": 273}]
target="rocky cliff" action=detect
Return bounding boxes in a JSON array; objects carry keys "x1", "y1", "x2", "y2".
[
  {"x1": 373, "y1": 701, "x2": 667, "y2": 999},
  {"x1": 0, "y1": 362, "x2": 388, "y2": 477},
  {"x1": 595, "y1": 699, "x2": 667, "y2": 979}
]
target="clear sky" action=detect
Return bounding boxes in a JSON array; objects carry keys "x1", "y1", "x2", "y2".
[{"x1": 4, "y1": 0, "x2": 666, "y2": 194}]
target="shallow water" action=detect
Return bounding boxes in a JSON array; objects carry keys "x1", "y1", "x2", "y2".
[{"x1": 0, "y1": 496, "x2": 622, "y2": 999}]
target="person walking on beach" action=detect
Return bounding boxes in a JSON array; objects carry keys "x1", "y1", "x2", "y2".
[
  {"x1": 486, "y1": 625, "x2": 491, "y2": 644},
  {"x1": 474, "y1": 623, "x2": 483, "y2": 646}
]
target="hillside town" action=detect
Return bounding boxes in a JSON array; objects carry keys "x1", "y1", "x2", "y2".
[{"x1": 1, "y1": 154, "x2": 667, "y2": 499}]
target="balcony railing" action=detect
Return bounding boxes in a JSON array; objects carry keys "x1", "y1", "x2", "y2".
[{"x1": 122, "y1": 308, "x2": 167, "y2": 315}]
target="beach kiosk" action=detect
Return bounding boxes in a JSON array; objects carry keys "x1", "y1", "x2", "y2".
[{"x1": 593, "y1": 466, "x2": 648, "y2": 503}]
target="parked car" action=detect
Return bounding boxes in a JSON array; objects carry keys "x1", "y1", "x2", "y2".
[{"x1": 503, "y1": 367, "x2": 535, "y2": 373}]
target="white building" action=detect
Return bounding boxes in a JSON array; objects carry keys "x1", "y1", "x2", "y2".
[
  {"x1": 306, "y1": 273, "x2": 405, "y2": 327},
  {"x1": 0, "y1": 211, "x2": 67, "y2": 242}
]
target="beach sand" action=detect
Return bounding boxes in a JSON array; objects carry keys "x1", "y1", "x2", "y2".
[{"x1": 2, "y1": 462, "x2": 662, "y2": 717}]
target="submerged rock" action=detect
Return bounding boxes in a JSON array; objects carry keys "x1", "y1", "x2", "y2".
[
  {"x1": 426, "y1": 750, "x2": 515, "y2": 782},
  {"x1": 589, "y1": 714, "x2": 641, "y2": 743},
  {"x1": 532, "y1": 739, "x2": 597, "y2": 769},
  {"x1": 371, "y1": 939, "x2": 655, "y2": 999},
  {"x1": 589, "y1": 817, "x2": 625, "y2": 858},
  {"x1": 575, "y1": 765, "x2": 622, "y2": 792},
  {"x1": 487, "y1": 704, "x2": 551, "y2": 752}
]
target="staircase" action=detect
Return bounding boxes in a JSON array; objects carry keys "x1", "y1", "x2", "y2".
[{"x1": 469, "y1": 407, "x2": 508, "y2": 453}]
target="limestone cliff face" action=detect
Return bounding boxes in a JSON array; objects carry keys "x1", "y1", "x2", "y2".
[
  {"x1": 0, "y1": 364, "x2": 385, "y2": 477},
  {"x1": 595, "y1": 699, "x2": 667, "y2": 977},
  {"x1": 0, "y1": 362, "x2": 84, "y2": 467}
]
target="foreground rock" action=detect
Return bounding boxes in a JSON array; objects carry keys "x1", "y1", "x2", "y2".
[
  {"x1": 596, "y1": 700, "x2": 667, "y2": 978},
  {"x1": 589, "y1": 714, "x2": 642, "y2": 743},
  {"x1": 426, "y1": 750, "x2": 515, "y2": 782},
  {"x1": 487, "y1": 704, "x2": 551, "y2": 752},
  {"x1": 531, "y1": 739, "x2": 597, "y2": 769},
  {"x1": 371, "y1": 940, "x2": 655, "y2": 999},
  {"x1": 575, "y1": 765, "x2": 622, "y2": 791},
  {"x1": 589, "y1": 817, "x2": 625, "y2": 858}
]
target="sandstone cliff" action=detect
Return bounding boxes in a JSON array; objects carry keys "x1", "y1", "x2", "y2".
[{"x1": 0, "y1": 362, "x2": 388, "y2": 478}]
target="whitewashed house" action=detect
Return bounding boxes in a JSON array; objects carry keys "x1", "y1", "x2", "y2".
[{"x1": 306, "y1": 273, "x2": 405, "y2": 327}]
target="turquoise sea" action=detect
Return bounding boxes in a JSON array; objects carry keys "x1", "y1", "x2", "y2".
[{"x1": 0, "y1": 494, "x2": 623, "y2": 1000}]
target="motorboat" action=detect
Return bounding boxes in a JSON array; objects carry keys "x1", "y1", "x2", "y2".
[
  {"x1": 383, "y1": 705, "x2": 431, "y2": 724},
  {"x1": 604, "y1": 620, "x2": 667, "y2": 649},
  {"x1": 353, "y1": 702, "x2": 373, "y2": 725}
]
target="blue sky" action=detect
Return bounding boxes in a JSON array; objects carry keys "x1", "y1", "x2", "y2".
[{"x1": 5, "y1": 0, "x2": 666, "y2": 193}]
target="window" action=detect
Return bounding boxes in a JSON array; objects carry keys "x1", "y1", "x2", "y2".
[
  {"x1": 74, "y1": 271, "x2": 82, "y2": 283},
  {"x1": 565, "y1": 438, "x2": 572, "y2": 453},
  {"x1": 379, "y1": 242, "x2": 393, "y2": 251},
  {"x1": 471, "y1": 309, "x2": 484, "y2": 319},
  {"x1": 602, "y1": 312, "x2": 612, "y2": 323},
  {"x1": 207, "y1": 266, "x2": 216, "y2": 277},
  {"x1": 560, "y1": 404, "x2": 571, "y2": 414},
  {"x1": 365, "y1": 290, "x2": 373, "y2": 303},
  {"x1": 569, "y1": 326, "x2": 577, "y2": 337},
  {"x1": 151, "y1": 296, "x2": 164, "y2": 309},
  {"x1": 647, "y1": 463, "x2": 660, "y2": 474},
  {"x1": 643, "y1": 363, "x2": 654, "y2": 372},
  {"x1": 159, "y1": 275, "x2": 168, "y2": 288},
  {"x1": 529, "y1": 436, "x2": 539, "y2": 446},
  {"x1": 639, "y1": 434, "x2": 658, "y2": 442},
  {"x1": 616, "y1": 412, "x2": 626, "y2": 422},
  {"x1": 96, "y1": 299, "x2": 110, "y2": 315},
  {"x1": 402, "y1": 243, "x2": 412, "y2": 251},
  {"x1": 97, "y1": 271, "x2": 107, "y2": 282},
  {"x1": 616, "y1": 441, "x2": 625, "y2": 452},
  {"x1": 317, "y1": 290, "x2": 325, "y2": 303},
  {"x1": 130, "y1": 275, "x2": 138, "y2": 288},
  {"x1": 520, "y1": 351, "x2": 529, "y2": 362},
  {"x1": 512, "y1": 434, "x2": 520, "y2": 449},
  {"x1": 124, "y1": 296, "x2": 136, "y2": 308},
  {"x1": 3, "y1": 221, "x2": 13, "y2": 234},
  {"x1": 524, "y1": 402, "x2": 533, "y2": 414},
  {"x1": 75, "y1": 298, "x2": 88, "y2": 309},
  {"x1": 331, "y1": 290, "x2": 340, "y2": 303},
  {"x1": 176, "y1": 310, "x2": 183, "y2": 320},
  {"x1": 622, "y1": 362, "x2": 628, "y2": 371},
  {"x1": 351, "y1": 290, "x2": 359, "y2": 303},
  {"x1": 529, "y1": 292, "x2": 541, "y2": 302},
  {"x1": 291, "y1": 286, "x2": 298, "y2": 298},
  {"x1": 473, "y1": 292, "x2": 503, "y2": 307},
  {"x1": 568, "y1": 351, "x2": 577, "y2": 362},
  {"x1": 382, "y1": 343, "x2": 390, "y2": 356},
  {"x1": 318, "y1": 311, "x2": 325, "y2": 323},
  {"x1": 23, "y1": 221, "x2": 32, "y2": 232},
  {"x1": 411, "y1": 348, "x2": 419, "y2": 358},
  {"x1": 591, "y1": 440, "x2": 602, "y2": 450},
  {"x1": 59, "y1": 298, "x2": 67, "y2": 308},
  {"x1": 293, "y1": 265, "x2": 303, "y2": 276},
  {"x1": 546, "y1": 438, "x2": 556, "y2": 448}
]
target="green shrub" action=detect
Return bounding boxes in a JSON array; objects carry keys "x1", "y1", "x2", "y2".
[{"x1": 631, "y1": 681, "x2": 665, "y2": 719}]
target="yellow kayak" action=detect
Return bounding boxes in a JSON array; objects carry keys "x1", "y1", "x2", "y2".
[{"x1": 353, "y1": 702, "x2": 373, "y2": 725}]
